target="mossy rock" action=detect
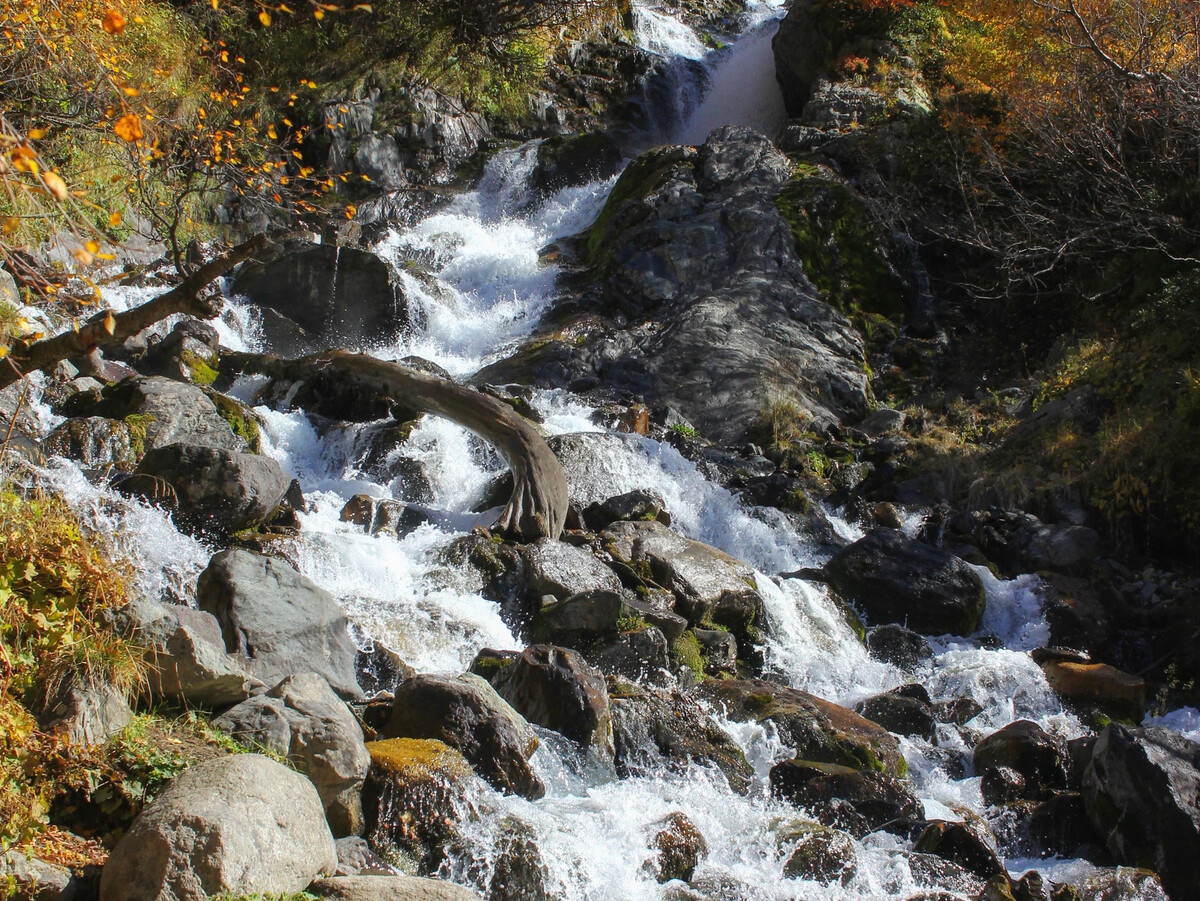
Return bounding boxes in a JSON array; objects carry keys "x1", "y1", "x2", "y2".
[{"x1": 204, "y1": 390, "x2": 263, "y2": 453}]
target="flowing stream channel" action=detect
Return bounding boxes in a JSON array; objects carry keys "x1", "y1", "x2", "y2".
[{"x1": 24, "y1": 2, "x2": 1187, "y2": 899}]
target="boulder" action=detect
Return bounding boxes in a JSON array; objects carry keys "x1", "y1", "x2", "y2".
[
  {"x1": 492, "y1": 645, "x2": 613, "y2": 761},
  {"x1": 855, "y1": 684, "x2": 936, "y2": 741},
  {"x1": 312, "y1": 875, "x2": 483, "y2": 900},
  {"x1": 44, "y1": 416, "x2": 137, "y2": 469},
  {"x1": 475, "y1": 816, "x2": 554, "y2": 901},
  {"x1": 610, "y1": 685, "x2": 753, "y2": 792},
  {"x1": 215, "y1": 673, "x2": 371, "y2": 836},
  {"x1": 1082, "y1": 724, "x2": 1200, "y2": 900},
  {"x1": 540, "y1": 589, "x2": 624, "y2": 638},
  {"x1": 39, "y1": 680, "x2": 133, "y2": 747},
  {"x1": 592, "y1": 625, "x2": 672, "y2": 682},
  {"x1": 973, "y1": 720, "x2": 1066, "y2": 798},
  {"x1": 582, "y1": 489, "x2": 669, "y2": 532},
  {"x1": 531, "y1": 132, "x2": 623, "y2": 198},
  {"x1": 1, "y1": 850, "x2": 73, "y2": 900},
  {"x1": 769, "y1": 759, "x2": 922, "y2": 837},
  {"x1": 702, "y1": 678, "x2": 905, "y2": 776},
  {"x1": 913, "y1": 820, "x2": 1005, "y2": 880},
  {"x1": 381, "y1": 673, "x2": 544, "y2": 800},
  {"x1": 1009, "y1": 522, "x2": 1101, "y2": 575},
  {"x1": 651, "y1": 812, "x2": 707, "y2": 884},
  {"x1": 106, "y1": 596, "x2": 258, "y2": 707},
  {"x1": 859, "y1": 408, "x2": 906, "y2": 438},
  {"x1": 197, "y1": 549, "x2": 361, "y2": 698},
  {"x1": 62, "y1": 376, "x2": 246, "y2": 454},
  {"x1": 231, "y1": 243, "x2": 409, "y2": 354},
  {"x1": 122, "y1": 443, "x2": 291, "y2": 538},
  {"x1": 99, "y1": 754, "x2": 336, "y2": 901},
  {"x1": 824, "y1": 530, "x2": 986, "y2": 636},
  {"x1": 333, "y1": 835, "x2": 393, "y2": 877},
  {"x1": 782, "y1": 827, "x2": 857, "y2": 885},
  {"x1": 1037, "y1": 654, "x2": 1146, "y2": 721},
  {"x1": 864, "y1": 623, "x2": 933, "y2": 669},
  {"x1": 518, "y1": 538, "x2": 622, "y2": 602}
]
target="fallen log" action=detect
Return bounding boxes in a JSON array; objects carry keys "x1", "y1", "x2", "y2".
[{"x1": 224, "y1": 350, "x2": 568, "y2": 543}]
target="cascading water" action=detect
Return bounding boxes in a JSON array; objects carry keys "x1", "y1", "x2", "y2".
[{"x1": 20, "y1": 3, "x2": 1178, "y2": 899}]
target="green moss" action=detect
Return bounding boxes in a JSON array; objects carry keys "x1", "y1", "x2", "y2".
[
  {"x1": 671, "y1": 631, "x2": 707, "y2": 680},
  {"x1": 123, "y1": 413, "x2": 157, "y2": 458},
  {"x1": 179, "y1": 349, "x2": 219, "y2": 387},
  {"x1": 366, "y1": 738, "x2": 470, "y2": 779},
  {"x1": 205, "y1": 391, "x2": 262, "y2": 453},
  {"x1": 743, "y1": 692, "x2": 777, "y2": 716},
  {"x1": 616, "y1": 613, "x2": 650, "y2": 632}
]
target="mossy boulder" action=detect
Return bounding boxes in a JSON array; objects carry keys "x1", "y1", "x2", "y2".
[{"x1": 769, "y1": 758, "x2": 921, "y2": 837}]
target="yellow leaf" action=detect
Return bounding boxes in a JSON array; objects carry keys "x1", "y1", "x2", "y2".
[
  {"x1": 344, "y1": 204, "x2": 357, "y2": 219},
  {"x1": 101, "y1": 9, "x2": 126, "y2": 34},
  {"x1": 27, "y1": 128, "x2": 48, "y2": 140},
  {"x1": 211, "y1": 0, "x2": 219, "y2": 9},
  {"x1": 71, "y1": 247, "x2": 94, "y2": 266},
  {"x1": 109, "y1": 211, "x2": 123, "y2": 227},
  {"x1": 267, "y1": 124, "x2": 278, "y2": 139},
  {"x1": 2, "y1": 218, "x2": 18, "y2": 235},
  {"x1": 85, "y1": 240, "x2": 101, "y2": 254},
  {"x1": 0, "y1": 347, "x2": 7, "y2": 360},
  {"x1": 113, "y1": 114, "x2": 143, "y2": 142},
  {"x1": 41, "y1": 171, "x2": 69, "y2": 202},
  {"x1": 123, "y1": 86, "x2": 139, "y2": 97},
  {"x1": 313, "y1": 9, "x2": 324, "y2": 19},
  {"x1": 258, "y1": 10, "x2": 271, "y2": 26},
  {"x1": 103, "y1": 312, "x2": 116, "y2": 336}
]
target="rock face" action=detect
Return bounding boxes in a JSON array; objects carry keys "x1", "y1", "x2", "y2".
[
  {"x1": 519, "y1": 538, "x2": 623, "y2": 602},
  {"x1": 197, "y1": 549, "x2": 362, "y2": 698},
  {"x1": 703, "y1": 678, "x2": 905, "y2": 776},
  {"x1": 99, "y1": 754, "x2": 337, "y2": 901},
  {"x1": 381, "y1": 673, "x2": 545, "y2": 800},
  {"x1": 1082, "y1": 724, "x2": 1200, "y2": 900},
  {"x1": 493, "y1": 644, "x2": 614, "y2": 761},
  {"x1": 479, "y1": 129, "x2": 870, "y2": 443},
  {"x1": 824, "y1": 529, "x2": 986, "y2": 636},
  {"x1": 123, "y1": 443, "x2": 291, "y2": 538},
  {"x1": 39, "y1": 681, "x2": 132, "y2": 746},
  {"x1": 214, "y1": 673, "x2": 371, "y2": 836},
  {"x1": 232, "y1": 242, "x2": 409, "y2": 354},
  {"x1": 311, "y1": 875, "x2": 484, "y2": 900}
]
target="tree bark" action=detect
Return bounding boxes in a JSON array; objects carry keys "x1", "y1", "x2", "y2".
[
  {"x1": 225, "y1": 350, "x2": 569, "y2": 542},
  {"x1": 0, "y1": 234, "x2": 267, "y2": 390}
]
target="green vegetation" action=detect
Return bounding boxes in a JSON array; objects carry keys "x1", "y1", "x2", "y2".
[{"x1": 670, "y1": 631, "x2": 706, "y2": 680}]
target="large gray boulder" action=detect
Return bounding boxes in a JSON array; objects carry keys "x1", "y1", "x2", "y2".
[
  {"x1": 106, "y1": 596, "x2": 259, "y2": 708},
  {"x1": 518, "y1": 537, "x2": 622, "y2": 601},
  {"x1": 62, "y1": 376, "x2": 246, "y2": 454},
  {"x1": 122, "y1": 443, "x2": 291, "y2": 539},
  {"x1": 493, "y1": 645, "x2": 614, "y2": 762},
  {"x1": 99, "y1": 754, "x2": 337, "y2": 901},
  {"x1": 311, "y1": 875, "x2": 483, "y2": 901},
  {"x1": 381, "y1": 673, "x2": 544, "y2": 800},
  {"x1": 197, "y1": 549, "x2": 362, "y2": 698},
  {"x1": 215, "y1": 673, "x2": 371, "y2": 836},
  {"x1": 1083, "y1": 724, "x2": 1200, "y2": 900},
  {"x1": 44, "y1": 416, "x2": 138, "y2": 469},
  {"x1": 823, "y1": 529, "x2": 986, "y2": 636}
]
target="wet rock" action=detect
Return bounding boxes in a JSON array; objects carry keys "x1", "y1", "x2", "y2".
[
  {"x1": 493, "y1": 645, "x2": 613, "y2": 762},
  {"x1": 582, "y1": 489, "x2": 669, "y2": 531},
  {"x1": 215, "y1": 672, "x2": 371, "y2": 837},
  {"x1": 855, "y1": 684, "x2": 936, "y2": 740},
  {"x1": 1024, "y1": 791, "x2": 1101, "y2": 860},
  {"x1": 381, "y1": 673, "x2": 544, "y2": 800},
  {"x1": 197, "y1": 549, "x2": 362, "y2": 699},
  {"x1": 592, "y1": 625, "x2": 671, "y2": 682},
  {"x1": 651, "y1": 812, "x2": 707, "y2": 884},
  {"x1": 357, "y1": 641, "x2": 416, "y2": 697},
  {"x1": 610, "y1": 685, "x2": 753, "y2": 793},
  {"x1": 980, "y1": 766, "x2": 1027, "y2": 805},
  {"x1": 782, "y1": 826, "x2": 857, "y2": 885},
  {"x1": 624, "y1": 595, "x2": 689, "y2": 644},
  {"x1": 311, "y1": 873, "x2": 483, "y2": 900},
  {"x1": 865, "y1": 623, "x2": 934, "y2": 669},
  {"x1": 602, "y1": 520, "x2": 763, "y2": 638},
  {"x1": 693, "y1": 627, "x2": 737, "y2": 674},
  {"x1": 61, "y1": 376, "x2": 247, "y2": 454},
  {"x1": 1082, "y1": 724, "x2": 1200, "y2": 900},
  {"x1": 232, "y1": 243, "x2": 409, "y2": 354},
  {"x1": 824, "y1": 529, "x2": 987, "y2": 636},
  {"x1": 1036, "y1": 653, "x2": 1146, "y2": 721},
  {"x1": 44, "y1": 416, "x2": 137, "y2": 469},
  {"x1": 913, "y1": 820, "x2": 1005, "y2": 880},
  {"x1": 106, "y1": 596, "x2": 258, "y2": 707},
  {"x1": 703, "y1": 678, "x2": 905, "y2": 776},
  {"x1": 519, "y1": 538, "x2": 622, "y2": 602},
  {"x1": 540, "y1": 589, "x2": 624, "y2": 638},
  {"x1": 901, "y1": 851, "x2": 987, "y2": 897},
  {"x1": 769, "y1": 759, "x2": 922, "y2": 836},
  {"x1": 122, "y1": 442, "x2": 291, "y2": 538},
  {"x1": 479, "y1": 817, "x2": 553, "y2": 901},
  {"x1": 531, "y1": 132, "x2": 623, "y2": 198},
  {"x1": 974, "y1": 721, "x2": 1066, "y2": 799},
  {"x1": 1053, "y1": 867, "x2": 1167, "y2": 901},
  {"x1": 340, "y1": 494, "x2": 430, "y2": 539},
  {"x1": 467, "y1": 648, "x2": 522, "y2": 684},
  {"x1": 39, "y1": 680, "x2": 133, "y2": 747},
  {"x1": 99, "y1": 754, "x2": 336, "y2": 901}
]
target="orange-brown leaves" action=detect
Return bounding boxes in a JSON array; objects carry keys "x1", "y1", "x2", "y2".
[
  {"x1": 101, "y1": 9, "x2": 127, "y2": 34},
  {"x1": 113, "y1": 113, "x2": 143, "y2": 142}
]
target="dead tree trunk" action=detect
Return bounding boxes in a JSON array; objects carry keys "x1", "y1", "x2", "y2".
[{"x1": 225, "y1": 350, "x2": 569, "y2": 543}]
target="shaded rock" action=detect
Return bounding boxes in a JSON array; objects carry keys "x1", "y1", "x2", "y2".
[
  {"x1": 1, "y1": 850, "x2": 73, "y2": 901},
  {"x1": 974, "y1": 720, "x2": 1066, "y2": 798},
  {"x1": 782, "y1": 827, "x2": 857, "y2": 885},
  {"x1": 121, "y1": 442, "x2": 290, "y2": 539},
  {"x1": 582, "y1": 489, "x2": 669, "y2": 532},
  {"x1": 215, "y1": 672, "x2": 371, "y2": 837},
  {"x1": 480, "y1": 817, "x2": 553, "y2": 901},
  {"x1": 44, "y1": 416, "x2": 137, "y2": 469},
  {"x1": 519, "y1": 538, "x2": 622, "y2": 602},
  {"x1": 1008, "y1": 386, "x2": 1100, "y2": 446},
  {"x1": 232, "y1": 243, "x2": 409, "y2": 354},
  {"x1": 592, "y1": 625, "x2": 671, "y2": 681},
  {"x1": 651, "y1": 812, "x2": 707, "y2": 884},
  {"x1": 899, "y1": 850, "x2": 987, "y2": 897},
  {"x1": 1038, "y1": 656, "x2": 1146, "y2": 722},
  {"x1": 197, "y1": 549, "x2": 361, "y2": 698},
  {"x1": 855, "y1": 685, "x2": 935, "y2": 740},
  {"x1": 610, "y1": 685, "x2": 753, "y2": 792},
  {"x1": 1082, "y1": 724, "x2": 1200, "y2": 900},
  {"x1": 358, "y1": 641, "x2": 416, "y2": 697},
  {"x1": 467, "y1": 648, "x2": 522, "y2": 685},
  {"x1": 99, "y1": 754, "x2": 336, "y2": 901},
  {"x1": 1010, "y1": 523, "x2": 1101, "y2": 576},
  {"x1": 980, "y1": 766, "x2": 1027, "y2": 806},
  {"x1": 492, "y1": 644, "x2": 613, "y2": 761},
  {"x1": 531, "y1": 132, "x2": 623, "y2": 198},
  {"x1": 106, "y1": 596, "x2": 257, "y2": 707},
  {"x1": 341, "y1": 495, "x2": 430, "y2": 539},
  {"x1": 693, "y1": 627, "x2": 737, "y2": 674},
  {"x1": 865, "y1": 624, "x2": 934, "y2": 669},
  {"x1": 1024, "y1": 791, "x2": 1101, "y2": 860},
  {"x1": 702, "y1": 678, "x2": 905, "y2": 776},
  {"x1": 913, "y1": 820, "x2": 1005, "y2": 880},
  {"x1": 382, "y1": 673, "x2": 544, "y2": 800},
  {"x1": 769, "y1": 759, "x2": 921, "y2": 836},
  {"x1": 61, "y1": 376, "x2": 246, "y2": 454},
  {"x1": 311, "y1": 874, "x2": 483, "y2": 900},
  {"x1": 860, "y1": 408, "x2": 906, "y2": 438},
  {"x1": 624, "y1": 595, "x2": 688, "y2": 644},
  {"x1": 540, "y1": 589, "x2": 624, "y2": 638},
  {"x1": 824, "y1": 529, "x2": 986, "y2": 636}
]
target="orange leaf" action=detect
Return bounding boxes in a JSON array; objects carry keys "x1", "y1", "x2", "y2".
[
  {"x1": 40, "y1": 170, "x2": 69, "y2": 202},
  {"x1": 344, "y1": 204, "x2": 357, "y2": 219},
  {"x1": 109, "y1": 211, "x2": 123, "y2": 227},
  {"x1": 258, "y1": 10, "x2": 271, "y2": 26},
  {"x1": 27, "y1": 128, "x2": 49, "y2": 140},
  {"x1": 103, "y1": 312, "x2": 116, "y2": 335},
  {"x1": 101, "y1": 9, "x2": 126, "y2": 34},
  {"x1": 113, "y1": 114, "x2": 143, "y2": 142}
]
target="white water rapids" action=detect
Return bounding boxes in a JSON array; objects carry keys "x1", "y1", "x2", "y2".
[{"x1": 19, "y1": 3, "x2": 1178, "y2": 899}]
